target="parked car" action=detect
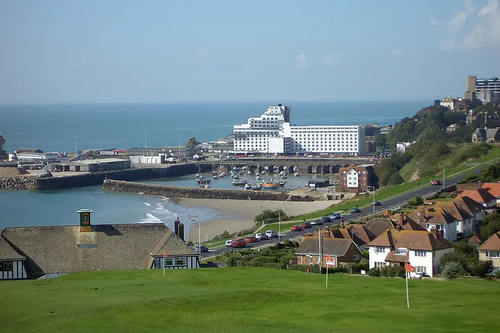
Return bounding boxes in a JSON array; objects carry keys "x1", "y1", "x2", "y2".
[
  {"x1": 193, "y1": 245, "x2": 209, "y2": 253},
  {"x1": 225, "y1": 240, "x2": 232, "y2": 247},
  {"x1": 230, "y1": 237, "x2": 246, "y2": 248},
  {"x1": 351, "y1": 207, "x2": 361, "y2": 213},
  {"x1": 300, "y1": 222, "x2": 311, "y2": 229},
  {"x1": 320, "y1": 216, "x2": 332, "y2": 223},
  {"x1": 255, "y1": 233, "x2": 269, "y2": 241},
  {"x1": 245, "y1": 236, "x2": 258, "y2": 243},
  {"x1": 372, "y1": 200, "x2": 381, "y2": 206},
  {"x1": 265, "y1": 230, "x2": 278, "y2": 238},
  {"x1": 430, "y1": 179, "x2": 441, "y2": 186},
  {"x1": 291, "y1": 225, "x2": 302, "y2": 232},
  {"x1": 310, "y1": 219, "x2": 323, "y2": 225},
  {"x1": 330, "y1": 213, "x2": 341, "y2": 220}
]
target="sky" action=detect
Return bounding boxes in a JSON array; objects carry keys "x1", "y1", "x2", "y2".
[{"x1": 0, "y1": 0, "x2": 499, "y2": 104}]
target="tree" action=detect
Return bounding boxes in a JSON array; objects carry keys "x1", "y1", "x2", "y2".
[
  {"x1": 387, "y1": 172, "x2": 404, "y2": 186},
  {"x1": 480, "y1": 212, "x2": 500, "y2": 237},
  {"x1": 442, "y1": 262, "x2": 464, "y2": 280},
  {"x1": 470, "y1": 260, "x2": 494, "y2": 277}
]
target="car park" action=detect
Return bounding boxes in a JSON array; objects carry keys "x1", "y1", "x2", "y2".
[
  {"x1": 330, "y1": 213, "x2": 341, "y2": 220},
  {"x1": 300, "y1": 222, "x2": 311, "y2": 229},
  {"x1": 291, "y1": 225, "x2": 302, "y2": 232},
  {"x1": 245, "y1": 236, "x2": 258, "y2": 243},
  {"x1": 351, "y1": 207, "x2": 361, "y2": 213},
  {"x1": 255, "y1": 233, "x2": 269, "y2": 241},
  {"x1": 230, "y1": 237, "x2": 246, "y2": 248},
  {"x1": 310, "y1": 219, "x2": 323, "y2": 225},
  {"x1": 265, "y1": 230, "x2": 278, "y2": 238}
]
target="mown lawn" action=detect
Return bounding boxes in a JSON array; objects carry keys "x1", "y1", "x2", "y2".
[{"x1": 1, "y1": 268, "x2": 498, "y2": 333}]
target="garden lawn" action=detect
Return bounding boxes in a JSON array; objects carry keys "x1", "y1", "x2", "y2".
[{"x1": 0, "y1": 268, "x2": 498, "y2": 333}]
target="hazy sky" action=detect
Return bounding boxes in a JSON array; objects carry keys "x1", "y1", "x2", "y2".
[{"x1": 1, "y1": 0, "x2": 498, "y2": 104}]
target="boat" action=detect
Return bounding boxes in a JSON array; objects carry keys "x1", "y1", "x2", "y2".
[
  {"x1": 212, "y1": 175, "x2": 219, "y2": 179},
  {"x1": 232, "y1": 180, "x2": 247, "y2": 186},
  {"x1": 196, "y1": 179, "x2": 211, "y2": 185},
  {"x1": 256, "y1": 175, "x2": 261, "y2": 180},
  {"x1": 252, "y1": 184, "x2": 262, "y2": 190},
  {"x1": 278, "y1": 181, "x2": 286, "y2": 187},
  {"x1": 232, "y1": 174, "x2": 240, "y2": 179},
  {"x1": 294, "y1": 172, "x2": 300, "y2": 177},
  {"x1": 262, "y1": 180, "x2": 279, "y2": 189},
  {"x1": 244, "y1": 184, "x2": 252, "y2": 190}
]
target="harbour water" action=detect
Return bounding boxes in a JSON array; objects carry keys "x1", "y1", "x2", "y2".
[{"x1": 0, "y1": 101, "x2": 427, "y2": 232}]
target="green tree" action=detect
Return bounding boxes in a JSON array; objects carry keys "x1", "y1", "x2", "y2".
[
  {"x1": 442, "y1": 262, "x2": 464, "y2": 280},
  {"x1": 480, "y1": 212, "x2": 500, "y2": 237},
  {"x1": 387, "y1": 172, "x2": 404, "y2": 186},
  {"x1": 470, "y1": 260, "x2": 494, "y2": 277}
]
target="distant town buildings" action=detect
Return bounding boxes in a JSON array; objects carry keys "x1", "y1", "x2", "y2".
[
  {"x1": 396, "y1": 141, "x2": 414, "y2": 154},
  {"x1": 440, "y1": 97, "x2": 464, "y2": 111},
  {"x1": 466, "y1": 76, "x2": 499, "y2": 103},
  {"x1": 233, "y1": 105, "x2": 366, "y2": 156},
  {"x1": 0, "y1": 131, "x2": 7, "y2": 160},
  {"x1": 338, "y1": 165, "x2": 375, "y2": 193},
  {"x1": 472, "y1": 127, "x2": 500, "y2": 143}
]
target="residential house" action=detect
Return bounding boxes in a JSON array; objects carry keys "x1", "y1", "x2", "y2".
[
  {"x1": 367, "y1": 229, "x2": 454, "y2": 277},
  {"x1": 472, "y1": 127, "x2": 500, "y2": 143},
  {"x1": 456, "y1": 189, "x2": 497, "y2": 212},
  {"x1": 396, "y1": 142, "x2": 413, "y2": 154},
  {"x1": 364, "y1": 218, "x2": 396, "y2": 237},
  {"x1": 407, "y1": 206, "x2": 459, "y2": 241},
  {"x1": 446, "y1": 124, "x2": 459, "y2": 133},
  {"x1": 453, "y1": 195, "x2": 486, "y2": 232},
  {"x1": 0, "y1": 211, "x2": 199, "y2": 280},
  {"x1": 364, "y1": 215, "x2": 425, "y2": 238},
  {"x1": 426, "y1": 200, "x2": 475, "y2": 238},
  {"x1": 481, "y1": 183, "x2": 500, "y2": 206},
  {"x1": 468, "y1": 234, "x2": 487, "y2": 247},
  {"x1": 296, "y1": 227, "x2": 363, "y2": 268},
  {"x1": 339, "y1": 165, "x2": 376, "y2": 193},
  {"x1": 329, "y1": 224, "x2": 377, "y2": 252},
  {"x1": 478, "y1": 232, "x2": 500, "y2": 272}
]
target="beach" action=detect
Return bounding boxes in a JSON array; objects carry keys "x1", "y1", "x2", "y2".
[{"x1": 183, "y1": 198, "x2": 336, "y2": 242}]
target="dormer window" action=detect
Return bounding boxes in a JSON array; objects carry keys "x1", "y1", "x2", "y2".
[{"x1": 396, "y1": 247, "x2": 408, "y2": 255}]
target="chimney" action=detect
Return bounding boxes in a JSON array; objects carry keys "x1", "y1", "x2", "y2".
[
  {"x1": 178, "y1": 222, "x2": 185, "y2": 241},
  {"x1": 323, "y1": 226, "x2": 330, "y2": 237},
  {"x1": 430, "y1": 227, "x2": 438, "y2": 238},
  {"x1": 174, "y1": 217, "x2": 181, "y2": 236},
  {"x1": 77, "y1": 209, "x2": 93, "y2": 232}
]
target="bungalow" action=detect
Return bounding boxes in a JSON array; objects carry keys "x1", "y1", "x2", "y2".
[
  {"x1": 367, "y1": 229, "x2": 454, "y2": 277},
  {"x1": 456, "y1": 189, "x2": 497, "y2": 212},
  {"x1": 407, "y1": 206, "x2": 458, "y2": 241},
  {"x1": 0, "y1": 210, "x2": 199, "y2": 280},
  {"x1": 478, "y1": 232, "x2": 500, "y2": 272},
  {"x1": 296, "y1": 227, "x2": 362, "y2": 268}
]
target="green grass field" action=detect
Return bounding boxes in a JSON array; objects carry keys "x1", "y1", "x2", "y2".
[{"x1": 1, "y1": 268, "x2": 498, "y2": 333}]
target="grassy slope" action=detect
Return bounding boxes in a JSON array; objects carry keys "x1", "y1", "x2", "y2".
[{"x1": 1, "y1": 268, "x2": 498, "y2": 333}]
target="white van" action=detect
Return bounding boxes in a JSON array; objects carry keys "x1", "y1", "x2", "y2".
[{"x1": 265, "y1": 230, "x2": 278, "y2": 238}]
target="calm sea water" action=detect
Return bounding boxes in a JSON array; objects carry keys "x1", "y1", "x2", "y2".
[{"x1": 0, "y1": 101, "x2": 426, "y2": 232}]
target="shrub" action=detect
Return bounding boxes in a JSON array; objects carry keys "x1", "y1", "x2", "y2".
[
  {"x1": 442, "y1": 262, "x2": 464, "y2": 280},
  {"x1": 495, "y1": 270, "x2": 500, "y2": 279},
  {"x1": 470, "y1": 260, "x2": 494, "y2": 277},
  {"x1": 368, "y1": 267, "x2": 381, "y2": 277},
  {"x1": 380, "y1": 265, "x2": 405, "y2": 278}
]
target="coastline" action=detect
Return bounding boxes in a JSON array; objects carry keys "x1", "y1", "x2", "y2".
[{"x1": 182, "y1": 198, "x2": 336, "y2": 242}]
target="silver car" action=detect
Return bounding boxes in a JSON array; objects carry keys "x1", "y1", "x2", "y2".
[{"x1": 255, "y1": 233, "x2": 269, "y2": 241}]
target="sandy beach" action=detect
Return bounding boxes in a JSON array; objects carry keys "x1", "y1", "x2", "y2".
[{"x1": 183, "y1": 198, "x2": 335, "y2": 242}]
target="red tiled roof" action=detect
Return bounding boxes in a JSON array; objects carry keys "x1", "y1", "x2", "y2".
[
  {"x1": 479, "y1": 232, "x2": 500, "y2": 251},
  {"x1": 453, "y1": 196, "x2": 485, "y2": 215},
  {"x1": 481, "y1": 182, "x2": 500, "y2": 197},
  {"x1": 456, "y1": 189, "x2": 497, "y2": 205},
  {"x1": 367, "y1": 229, "x2": 453, "y2": 251}
]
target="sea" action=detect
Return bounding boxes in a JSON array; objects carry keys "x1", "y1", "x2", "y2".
[{"x1": 0, "y1": 101, "x2": 427, "y2": 236}]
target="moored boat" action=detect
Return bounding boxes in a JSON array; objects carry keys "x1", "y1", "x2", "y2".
[
  {"x1": 262, "y1": 180, "x2": 279, "y2": 189},
  {"x1": 197, "y1": 179, "x2": 211, "y2": 185}
]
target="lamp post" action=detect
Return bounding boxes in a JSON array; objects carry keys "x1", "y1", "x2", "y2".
[
  {"x1": 74, "y1": 134, "x2": 77, "y2": 155},
  {"x1": 144, "y1": 126, "x2": 148, "y2": 148},
  {"x1": 368, "y1": 186, "x2": 376, "y2": 216},
  {"x1": 178, "y1": 134, "x2": 181, "y2": 159}
]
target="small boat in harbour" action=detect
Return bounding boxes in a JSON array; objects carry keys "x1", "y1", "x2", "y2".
[
  {"x1": 262, "y1": 180, "x2": 279, "y2": 189},
  {"x1": 232, "y1": 180, "x2": 247, "y2": 186},
  {"x1": 197, "y1": 179, "x2": 211, "y2": 185}
]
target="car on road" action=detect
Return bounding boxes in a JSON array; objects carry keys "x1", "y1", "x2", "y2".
[
  {"x1": 255, "y1": 233, "x2": 269, "y2": 241},
  {"x1": 245, "y1": 236, "x2": 258, "y2": 243},
  {"x1": 310, "y1": 219, "x2": 323, "y2": 225},
  {"x1": 265, "y1": 230, "x2": 278, "y2": 238},
  {"x1": 372, "y1": 200, "x2": 381, "y2": 206},
  {"x1": 320, "y1": 216, "x2": 332, "y2": 223},
  {"x1": 430, "y1": 179, "x2": 441, "y2": 186},
  {"x1": 300, "y1": 222, "x2": 311, "y2": 229},
  {"x1": 230, "y1": 237, "x2": 246, "y2": 248},
  {"x1": 351, "y1": 207, "x2": 361, "y2": 213},
  {"x1": 194, "y1": 245, "x2": 209, "y2": 253},
  {"x1": 225, "y1": 240, "x2": 232, "y2": 247},
  {"x1": 330, "y1": 213, "x2": 341, "y2": 220},
  {"x1": 291, "y1": 225, "x2": 302, "y2": 232}
]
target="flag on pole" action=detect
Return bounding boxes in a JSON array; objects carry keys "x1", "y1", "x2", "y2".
[
  {"x1": 163, "y1": 252, "x2": 167, "y2": 258},
  {"x1": 405, "y1": 262, "x2": 415, "y2": 272},
  {"x1": 326, "y1": 255, "x2": 335, "y2": 266}
]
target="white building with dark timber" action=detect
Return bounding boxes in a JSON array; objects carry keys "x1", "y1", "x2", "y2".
[
  {"x1": 233, "y1": 105, "x2": 366, "y2": 156},
  {"x1": 0, "y1": 210, "x2": 199, "y2": 280}
]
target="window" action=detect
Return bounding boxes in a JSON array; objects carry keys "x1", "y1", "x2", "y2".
[
  {"x1": 0, "y1": 261, "x2": 13, "y2": 271},
  {"x1": 164, "y1": 258, "x2": 173, "y2": 266},
  {"x1": 375, "y1": 261, "x2": 385, "y2": 268},
  {"x1": 309, "y1": 255, "x2": 313, "y2": 265},
  {"x1": 375, "y1": 247, "x2": 385, "y2": 253},
  {"x1": 486, "y1": 250, "x2": 500, "y2": 258},
  {"x1": 175, "y1": 257, "x2": 187, "y2": 266},
  {"x1": 415, "y1": 250, "x2": 426, "y2": 257},
  {"x1": 415, "y1": 266, "x2": 426, "y2": 273},
  {"x1": 353, "y1": 254, "x2": 360, "y2": 260},
  {"x1": 396, "y1": 247, "x2": 408, "y2": 255}
]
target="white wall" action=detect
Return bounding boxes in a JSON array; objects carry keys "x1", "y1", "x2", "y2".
[
  {"x1": 368, "y1": 246, "x2": 389, "y2": 269},
  {"x1": 268, "y1": 137, "x2": 284, "y2": 154},
  {"x1": 347, "y1": 169, "x2": 359, "y2": 188},
  {"x1": 408, "y1": 250, "x2": 433, "y2": 276}
]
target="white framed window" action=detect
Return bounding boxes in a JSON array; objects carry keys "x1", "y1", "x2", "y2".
[
  {"x1": 375, "y1": 261, "x2": 385, "y2": 268},
  {"x1": 415, "y1": 266, "x2": 426, "y2": 273},
  {"x1": 486, "y1": 250, "x2": 500, "y2": 258},
  {"x1": 415, "y1": 250, "x2": 426, "y2": 257},
  {"x1": 396, "y1": 247, "x2": 408, "y2": 255},
  {"x1": 375, "y1": 247, "x2": 385, "y2": 253},
  {"x1": 353, "y1": 254, "x2": 360, "y2": 260}
]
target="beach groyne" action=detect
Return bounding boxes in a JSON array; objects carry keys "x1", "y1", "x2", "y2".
[{"x1": 102, "y1": 179, "x2": 317, "y2": 202}]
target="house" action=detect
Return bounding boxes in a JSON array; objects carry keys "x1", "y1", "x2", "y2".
[
  {"x1": 367, "y1": 229, "x2": 454, "y2": 277},
  {"x1": 446, "y1": 124, "x2": 459, "y2": 133},
  {"x1": 339, "y1": 165, "x2": 376, "y2": 193},
  {"x1": 0, "y1": 210, "x2": 199, "y2": 280},
  {"x1": 481, "y1": 183, "x2": 500, "y2": 206},
  {"x1": 440, "y1": 97, "x2": 464, "y2": 111},
  {"x1": 364, "y1": 218, "x2": 396, "y2": 237},
  {"x1": 329, "y1": 224, "x2": 377, "y2": 252},
  {"x1": 364, "y1": 216, "x2": 425, "y2": 237},
  {"x1": 396, "y1": 141, "x2": 413, "y2": 154},
  {"x1": 472, "y1": 127, "x2": 500, "y2": 143},
  {"x1": 456, "y1": 189, "x2": 497, "y2": 212},
  {"x1": 478, "y1": 232, "x2": 500, "y2": 272},
  {"x1": 407, "y1": 206, "x2": 459, "y2": 241},
  {"x1": 296, "y1": 227, "x2": 362, "y2": 268},
  {"x1": 453, "y1": 195, "x2": 486, "y2": 232},
  {"x1": 425, "y1": 200, "x2": 475, "y2": 238},
  {"x1": 468, "y1": 234, "x2": 487, "y2": 247}
]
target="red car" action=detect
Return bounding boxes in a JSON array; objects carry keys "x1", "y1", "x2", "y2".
[
  {"x1": 245, "y1": 236, "x2": 258, "y2": 243},
  {"x1": 300, "y1": 222, "x2": 311, "y2": 229},
  {"x1": 291, "y1": 225, "x2": 303, "y2": 232},
  {"x1": 430, "y1": 179, "x2": 441, "y2": 186},
  {"x1": 230, "y1": 237, "x2": 246, "y2": 248}
]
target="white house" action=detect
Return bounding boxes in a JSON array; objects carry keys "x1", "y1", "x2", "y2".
[
  {"x1": 408, "y1": 206, "x2": 458, "y2": 241},
  {"x1": 396, "y1": 141, "x2": 413, "y2": 154},
  {"x1": 367, "y1": 229, "x2": 454, "y2": 277},
  {"x1": 129, "y1": 154, "x2": 167, "y2": 165}
]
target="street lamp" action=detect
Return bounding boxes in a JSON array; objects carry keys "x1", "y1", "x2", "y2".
[
  {"x1": 144, "y1": 126, "x2": 148, "y2": 149},
  {"x1": 74, "y1": 134, "x2": 77, "y2": 155},
  {"x1": 178, "y1": 134, "x2": 181, "y2": 159},
  {"x1": 368, "y1": 186, "x2": 376, "y2": 216}
]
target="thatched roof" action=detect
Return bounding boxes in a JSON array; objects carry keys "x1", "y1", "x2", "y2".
[
  {"x1": 1, "y1": 223, "x2": 196, "y2": 278},
  {"x1": 0, "y1": 237, "x2": 25, "y2": 260}
]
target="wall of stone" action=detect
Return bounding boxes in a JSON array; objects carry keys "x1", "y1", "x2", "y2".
[
  {"x1": 0, "y1": 177, "x2": 35, "y2": 190},
  {"x1": 102, "y1": 179, "x2": 316, "y2": 202}
]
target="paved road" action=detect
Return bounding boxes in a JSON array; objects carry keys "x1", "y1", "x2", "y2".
[{"x1": 200, "y1": 165, "x2": 487, "y2": 259}]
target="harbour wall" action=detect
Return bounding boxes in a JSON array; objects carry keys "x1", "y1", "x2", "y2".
[
  {"x1": 102, "y1": 179, "x2": 317, "y2": 202},
  {"x1": 0, "y1": 177, "x2": 35, "y2": 190}
]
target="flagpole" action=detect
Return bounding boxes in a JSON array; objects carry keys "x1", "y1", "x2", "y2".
[
  {"x1": 163, "y1": 257, "x2": 166, "y2": 277},
  {"x1": 326, "y1": 263, "x2": 328, "y2": 288},
  {"x1": 405, "y1": 270, "x2": 410, "y2": 309}
]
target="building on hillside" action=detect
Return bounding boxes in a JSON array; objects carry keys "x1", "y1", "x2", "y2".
[
  {"x1": 329, "y1": 224, "x2": 377, "y2": 252},
  {"x1": 467, "y1": 76, "x2": 500, "y2": 102},
  {"x1": 367, "y1": 229, "x2": 454, "y2": 277},
  {"x1": 446, "y1": 124, "x2": 459, "y2": 133},
  {"x1": 396, "y1": 141, "x2": 414, "y2": 154},
  {"x1": 0, "y1": 131, "x2": 7, "y2": 160},
  {"x1": 456, "y1": 189, "x2": 498, "y2": 212},
  {"x1": 407, "y1": 206, "x2": 458, "y2": 241},
  {"x1": 233, "y1": 105, "x2": 366, "y2": 156},
  {"x1": 296, "y1": 227, "x2": 362, "y2": 268},
  {"x1": 478, "y1": 232, "x2": 500, "y2": 272},
  {"x1": 338, "y1": 165, "x2": 376, "y2": 193},
  {"x1": 0, "y1": 210, "x2": 199, "y2": 280},
  {"x1": 472, "y1": 127, "x2": 500, "y2": 143},
  {"x1": 440, "y1": 97, "x2": 464, "y2": 111}
]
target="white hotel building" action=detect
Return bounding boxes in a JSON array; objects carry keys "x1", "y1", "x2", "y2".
[{"x1": 233, "y1": 105, "x2": 366, "y2": 155}]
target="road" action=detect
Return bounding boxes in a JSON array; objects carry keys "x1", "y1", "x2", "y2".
[{"x1": 200, "y1": 165, "x2": 486, "y2": 259}]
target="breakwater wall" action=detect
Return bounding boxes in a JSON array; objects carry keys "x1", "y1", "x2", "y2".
[
  {"x1": 102, "y1": 179, "x2": 316, "y2": 202},
  {"x1": 0, "y1": 164, "x2": 210, "y2": 191}
]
